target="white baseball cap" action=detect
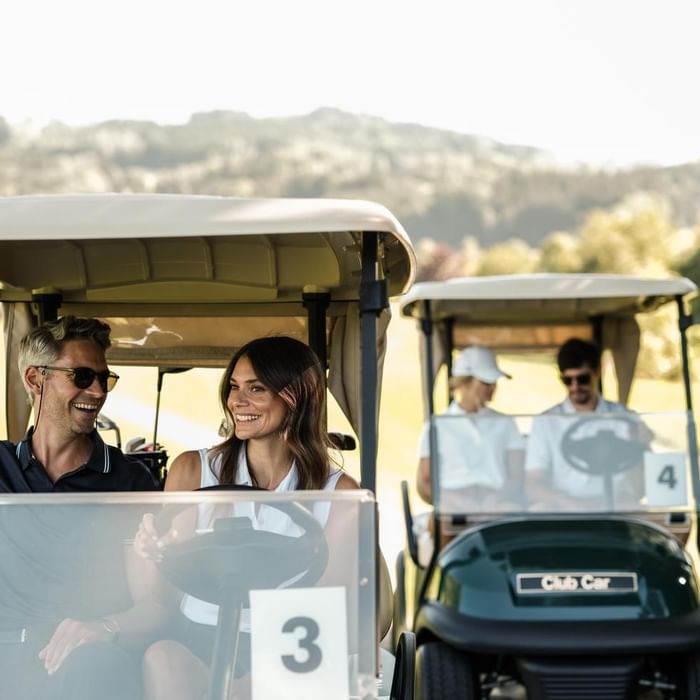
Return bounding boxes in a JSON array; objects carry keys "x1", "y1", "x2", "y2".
[{"x1": 452, "y1": 346, "x2": 511, "y2": 383}]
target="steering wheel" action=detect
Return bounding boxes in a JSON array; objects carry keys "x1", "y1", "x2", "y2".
[
  {"x1": 157, "y1": 484, "x2": 330, "y2": 604},
  {"x1": 560, "y1": 413, "x2": 647, "y2": 477}
]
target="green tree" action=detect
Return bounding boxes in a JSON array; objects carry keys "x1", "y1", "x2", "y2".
[
  {"x1": 477, "y1": 239, "x2": 538, "y2": 276},
  {"x1": 539, "y1": 231, "x2": 583, "y2": 272},
  {"x1": 576, "y1": 194, "x2": 680, "y2": 276}
]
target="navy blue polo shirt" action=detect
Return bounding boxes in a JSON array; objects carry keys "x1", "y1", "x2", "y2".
[{"x1": 0, "y1": 428, "x2": 158, "y2": 492}]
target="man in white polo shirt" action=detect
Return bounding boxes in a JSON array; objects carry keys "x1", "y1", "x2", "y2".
[
  {"x1": 417, "y1": 346, "x2": 525, "y2": 514},
  {"x1": 525, "y1": 338, "x2": 643, "y2": 508}
]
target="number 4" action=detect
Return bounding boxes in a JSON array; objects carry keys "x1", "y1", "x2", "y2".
[{"x1": 658, "y1": 465, "x2": 678, "y2": 490}]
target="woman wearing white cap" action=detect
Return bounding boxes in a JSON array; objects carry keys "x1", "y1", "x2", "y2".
[{"x1": 416, "y1": 346, "x2": 525, "y2": 545}]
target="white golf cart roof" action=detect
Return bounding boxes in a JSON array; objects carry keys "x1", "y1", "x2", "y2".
[
  {"x1": 0, "y1": 194, "x2": 416, "y2": 447},
  {"x1": 401, "y1": 274, "x2": 696, "y2": 322},
  {"x1": 401, "y1": 273, "x2": 697, "y2": 407}
]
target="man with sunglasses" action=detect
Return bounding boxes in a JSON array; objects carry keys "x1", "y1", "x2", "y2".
[
  {"x1": 1, "y1": 315, "x2": 158, "y2": 492},
  {"x1": 524, "y1": 337, "x2": 640, "y2": 509},
  {"x1": 0, "y1": 316, "x2": 158, "y2": 700}
]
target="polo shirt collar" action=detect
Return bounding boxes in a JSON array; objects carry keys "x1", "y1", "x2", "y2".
[
  {"x1": 446, "y1": 400, "x2": 491, "y2": 416},
  {"x1": 560, "y1": 397, "x2": 610, "y2": 414},
  {"x1": 17, "y1": 427, "x2": 112, "y2": 475}
]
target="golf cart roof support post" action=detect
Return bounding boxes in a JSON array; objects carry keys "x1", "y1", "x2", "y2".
[
  {"x1": 31, "y1": 292, "x2": 62, "y2": 326},
  {"x1": 677, "y1": 295, "x2": 695, "y2": 415},
  {"x1": 359, "y1": 231, "x2": 388, "y2": 493},
  {"x1": 675, "y1": 296, "x2": 700, "y2": 508},
  {"x1": 302, "y1": 291, "x2": 331, "y2": 372},
  {"x1": 591, "y1": 314, "x2": 604, "y2": 396},
  {"x1": 420, "y1": 301, "x2": 436, "y2": 417},
  {"x1": 416, "y1": 299, "x2": 442, "y2": 618}
]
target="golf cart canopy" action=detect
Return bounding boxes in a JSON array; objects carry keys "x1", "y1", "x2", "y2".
[
  {"x1": 401, "y1": 273, "x2": 697, "y2": 407},
  {"x1": 0, "y1": 194, "x2": 416, "y2": 450}
]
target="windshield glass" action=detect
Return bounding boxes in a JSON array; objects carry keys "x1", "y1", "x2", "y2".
[
  {"x1": 0, "y1": 490, "x2": 377, "y2": 700},
  {"x1": 430, "y1": 410, "x2": 695, "y2": 516}
]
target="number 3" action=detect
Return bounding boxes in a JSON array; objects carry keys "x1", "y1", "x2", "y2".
[{"x1": 281, "y1": 616, "x2": 322, "y2": 673}]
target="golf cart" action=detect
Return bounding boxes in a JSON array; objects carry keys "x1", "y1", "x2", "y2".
[
  {"x1": 0, "y1": 193, "x2": 417, "y2": 700},
  {"x1": 395, "y1": 273, "x2": 700, "y2": 699}
]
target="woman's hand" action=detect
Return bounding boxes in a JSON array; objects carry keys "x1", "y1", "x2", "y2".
[{"x1": 134, "y1": 512, "x2": 179, "y2": 563}]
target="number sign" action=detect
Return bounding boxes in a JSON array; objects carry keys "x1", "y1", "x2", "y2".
[
  {"x1": 250, "y1": 587, "x2": 349, "y2": 700},
  {"x1": 644, "y1": 452, "x2": 687, "y2": 507}
]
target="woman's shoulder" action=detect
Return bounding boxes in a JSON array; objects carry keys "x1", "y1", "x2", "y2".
[
  {"x1": 164, "y1": 449, "x2": 204, "y2": 491},
  {"x1": 331, "y1": 470, "x2": 360, "y2": 490}
]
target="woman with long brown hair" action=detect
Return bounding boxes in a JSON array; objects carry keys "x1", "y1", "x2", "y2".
[
  {"x1": 166, "y1": 335, "x2": 355, "y2": 493},
  {"x1": 139, "y1": 335, "x2": 358, "y2": 699}
]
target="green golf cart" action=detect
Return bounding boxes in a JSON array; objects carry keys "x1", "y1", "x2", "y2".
[{"x1": 396, "y1": 273, "x2": 700, "y2": 700}]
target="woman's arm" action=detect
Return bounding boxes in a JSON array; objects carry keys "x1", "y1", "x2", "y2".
[
  {"x1": 326, "y1": 471, "x2": 393, "y2": 641},
  {"x1": 334, "y1": 471, "x2": 360, "y2": 490},
  {"x1": 164, "y1": 450, "x2": 203, "y2": 491},
  {"x1": 416, "y1": 456, "x2": 432, "y2": 504}
]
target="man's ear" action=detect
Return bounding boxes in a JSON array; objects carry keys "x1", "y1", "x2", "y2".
[{"x1": 24, "y1": 366, "x2": 44, "y2": 396}]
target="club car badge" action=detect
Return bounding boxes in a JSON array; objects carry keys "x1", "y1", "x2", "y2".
[{"x1": 516, "y1": 571, "x2": 638, "y2": 595}]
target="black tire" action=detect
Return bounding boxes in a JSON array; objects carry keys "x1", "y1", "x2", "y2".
[
  {"x1": 415, "y1": 641, "x2": 479, "y2": 700},
  {"x1": 390, "y1": 632, "x2": 416, "y2": 700}
]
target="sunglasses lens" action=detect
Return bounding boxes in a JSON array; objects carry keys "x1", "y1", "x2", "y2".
[
  {"x1": 71, "y1": 368, "x2": 119, "y2": 392},
  {"x1": 106, "y1": 372, "x2": 119, "y2": 392},
  {"x1": 72, "y1": 367, "x2": 96, "y2": 389},
  {"x1": 562, "y1": 372, "x2": 591, "y2": 386}
]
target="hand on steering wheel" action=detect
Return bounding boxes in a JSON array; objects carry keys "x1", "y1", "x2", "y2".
[{"x1": 152, "y1": 485, "x2": 330, "y2": 603}]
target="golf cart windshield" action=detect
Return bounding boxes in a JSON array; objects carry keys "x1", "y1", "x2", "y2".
[
  {"x1": 0, "y1": 490, "x2": 378, "y2": 700},
  {"x1": 431, "y1": 410, "x2": 694, "y2": 517}
]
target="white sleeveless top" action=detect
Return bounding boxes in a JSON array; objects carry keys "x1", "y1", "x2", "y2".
[{"x1": 181, "y1": 446, "x2": 343, "y2": 627}]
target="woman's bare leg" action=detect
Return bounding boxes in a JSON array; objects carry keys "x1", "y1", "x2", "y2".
[{"x1": 143, "y1": 639, "x2": 209, "y2": 700}]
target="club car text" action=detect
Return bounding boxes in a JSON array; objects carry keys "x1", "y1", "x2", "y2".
[{"x1": 516, "y1": 572, "x2": 638, "y2": 595}]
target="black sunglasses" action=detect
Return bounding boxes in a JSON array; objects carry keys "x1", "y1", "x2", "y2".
[
  {"x1": 38, "y1": 366, "x2": 120, "y2": 392},
  {"x1": 561, "y1": 371, "x2": 591, "y2": 387}
]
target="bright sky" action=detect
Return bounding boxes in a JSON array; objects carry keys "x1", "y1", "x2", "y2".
[{"x1": 2, "y1": 0, "x2": 699, "y2": 166}]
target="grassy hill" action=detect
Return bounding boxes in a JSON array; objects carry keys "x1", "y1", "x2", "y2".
[{"x1": 2, "y1": 109, "x2": 699, "y2": 248}]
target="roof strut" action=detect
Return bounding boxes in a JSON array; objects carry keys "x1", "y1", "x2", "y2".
[
  {"x1": 302, "y1": 292, "x2": 331, "y2": 372},
  {"x1": 359, "y1": 232, "x2": 388, "y2": 494},
  {"x1": 31, "y1": 292, "x2": 62, "y2": 325},
  {"x1": 676, "y1": 296, "x2": 700, "y2": 518}
]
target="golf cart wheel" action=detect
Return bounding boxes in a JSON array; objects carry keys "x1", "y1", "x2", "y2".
[{"x1": 415, "y1": 641, "x2": 479, "y2": 700}]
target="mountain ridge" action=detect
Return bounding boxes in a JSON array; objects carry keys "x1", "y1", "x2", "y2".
[{"x1": 1, "y1": 109, "x2": 698, "y2": 247}]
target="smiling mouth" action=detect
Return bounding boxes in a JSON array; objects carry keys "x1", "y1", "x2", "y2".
[
  {"x1": 72, "y1": 402, "x2": 99, "y2": 413},
  {"x1": 236, "y1": 414, "x2": 261, "y2": 423}
]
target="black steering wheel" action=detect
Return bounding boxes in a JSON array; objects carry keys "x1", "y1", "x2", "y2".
[
  {"x1": 157, "y1": 484, "x2": 330, "y2": 604},
  {"x1": 560, "y1": 413, "x2": 647, "y2": 477}
]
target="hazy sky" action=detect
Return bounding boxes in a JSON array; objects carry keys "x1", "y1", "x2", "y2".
[{"x1": 3, "y1": 0, "x2": 699, "y2": 166}]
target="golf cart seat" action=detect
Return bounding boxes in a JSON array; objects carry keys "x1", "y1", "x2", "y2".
[{"x1": 127, "y1": 449, "x2": 169, "y2": 488}]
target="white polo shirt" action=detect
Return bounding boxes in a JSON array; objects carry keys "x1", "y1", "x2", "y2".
[
  {"x1": 418, "y1": 401, "x2": 525, "y2": 490},
  {"x1": 525, "y1": 397, "x2": 631, "y2": 498}
]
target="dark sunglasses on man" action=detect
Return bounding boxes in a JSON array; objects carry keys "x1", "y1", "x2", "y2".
[
  {"x1": 36, "y1": 365, "x2": 120, "y2": 392},
  {"x1": 560, "y1": 371, "x2": 591, "y2": 387}
]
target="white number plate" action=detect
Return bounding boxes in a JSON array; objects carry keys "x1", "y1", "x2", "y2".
[
  {"x1": 250, "y1": 586, "x2": 349, "y2": 700},
  {"x1": 644, "y1": 452, "x2": 688, "y2": 507}
]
